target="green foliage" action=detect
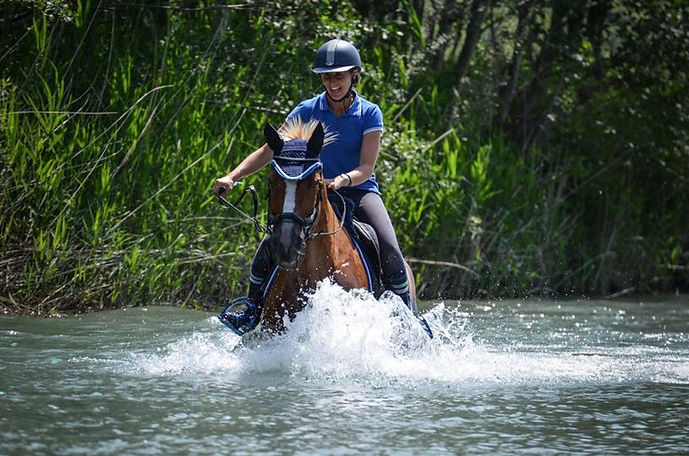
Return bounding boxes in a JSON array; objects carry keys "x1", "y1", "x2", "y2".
[{"x1": 1, "y1": 0, "x2": 687, "y2": 315}]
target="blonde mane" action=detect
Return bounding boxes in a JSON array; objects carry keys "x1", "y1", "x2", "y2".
[{"x1": 278, "y1": 116, "x2": 337, "y2": 146}]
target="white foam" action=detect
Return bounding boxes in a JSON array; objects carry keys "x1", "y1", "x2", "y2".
[{"x1": 122, "y1": 280, "x2": 689, "y2": 387}]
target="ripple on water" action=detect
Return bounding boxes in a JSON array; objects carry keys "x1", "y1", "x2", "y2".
[{"x1": 3, "y1": 287, "x2": 689, "y2": 455}]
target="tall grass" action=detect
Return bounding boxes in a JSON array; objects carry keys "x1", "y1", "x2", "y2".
[
  {"x1": 1, "y1": 1, "x2": 686, "y2": 315},
  {"x1": 1, "y1": 5, "x2": 271, "y2": 314}
]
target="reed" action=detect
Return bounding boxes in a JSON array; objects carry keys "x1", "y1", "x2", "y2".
[
  {"x1": 1, "y1": 4, "x2": 265, "y2": 314},
  {"x1": 1, "y1": 1, "x2": 686, "y2": 314}
]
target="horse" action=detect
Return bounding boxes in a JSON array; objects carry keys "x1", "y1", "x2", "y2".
[{"x1": 257, "y1": 119, "x2": 417, "y2": 333}]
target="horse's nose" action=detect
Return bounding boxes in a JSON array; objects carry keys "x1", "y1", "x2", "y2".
[{"x1": 269, "y1": 219, "x2": 304, "y2": 268}]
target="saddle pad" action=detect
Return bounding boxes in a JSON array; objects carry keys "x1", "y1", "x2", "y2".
[{"x1": 327, "y1": 192, "x2": 383, "y2": 297}]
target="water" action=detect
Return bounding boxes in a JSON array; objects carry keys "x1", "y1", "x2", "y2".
[{"x1": 2, "y1": 280, "x2": 688, "y2": 455}]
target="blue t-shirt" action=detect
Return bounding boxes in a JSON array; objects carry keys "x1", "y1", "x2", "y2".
[{"x1": 286, "y1": 91, "x2": 384, "y2": 194}]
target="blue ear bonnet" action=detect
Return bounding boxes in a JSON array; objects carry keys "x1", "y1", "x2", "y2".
[{"x1": 271, "y1": 139, "x2": 322, "y2": 182}]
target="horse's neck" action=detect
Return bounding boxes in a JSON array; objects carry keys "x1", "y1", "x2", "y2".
[
  {"x1": 298, "y1": 192, "x2": 344, "y2": 284},
  {"x1": 313, "y1": 192, "x2": 340, "y2": 235}
]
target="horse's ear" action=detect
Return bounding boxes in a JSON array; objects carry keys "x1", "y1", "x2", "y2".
[
  {"x1": 264, "y1": 123, "x2": 283, "y2": 154},
  {"x1": 306, "y1": 122, "x2": 325, "y2": 158}
]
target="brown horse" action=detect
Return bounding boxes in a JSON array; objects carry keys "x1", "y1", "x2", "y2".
[{"x1": 258, "y1": 119, "x2": 417, "y2": 333}]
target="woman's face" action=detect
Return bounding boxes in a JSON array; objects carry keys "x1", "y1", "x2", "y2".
[{"x1": 321, "y1": 70, "x2": 353, "y2": 99}]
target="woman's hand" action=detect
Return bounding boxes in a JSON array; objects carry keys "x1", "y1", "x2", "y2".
[
  {"x1": 327, "y1": 173, "x2": 351, "y2": 191},
  {"x1": 213, "y1": 175, "x2": 236, "y2": 195}
]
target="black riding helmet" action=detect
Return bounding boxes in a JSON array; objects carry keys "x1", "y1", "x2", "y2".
[
  {"x1": 312, "y1": 39, "x2": 362, "y2": 74},
  {"x1": 313, "y1": 39, "x2": 361, "y2": 102}
]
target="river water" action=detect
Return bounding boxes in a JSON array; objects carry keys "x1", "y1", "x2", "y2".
[{"x1": 2, "y1": 280, "x2": 688, "y2": 455}]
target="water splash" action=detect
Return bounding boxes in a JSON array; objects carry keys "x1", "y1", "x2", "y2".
[{"x1": 123, "y1": 280, "x2": 689, "y2": 387}]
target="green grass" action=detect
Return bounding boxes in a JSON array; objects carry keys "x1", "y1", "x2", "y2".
[{"x1": 1, "y1": 1, "x2": 686, "y2": 315}]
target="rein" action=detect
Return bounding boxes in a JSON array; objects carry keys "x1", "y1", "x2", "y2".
[
  {"x1": 309, "y1": 187, "x2": 346, "y2": 239},
  {"x1": 216, "y1": 184, "x2": 270, "y2": 235},
  {"x1": 216, "y1": 182, "x2": 346, "y2": 239}
]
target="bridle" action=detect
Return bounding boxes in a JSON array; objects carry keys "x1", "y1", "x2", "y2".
[
  {"x1": 267, "y1": 171, "x2": 346, "y2": 241},
  {"x1": 217, "y1": 122, "x2": 345, "y2": 251}
]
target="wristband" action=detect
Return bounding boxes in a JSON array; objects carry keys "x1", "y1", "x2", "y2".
[{"x1": 341, "y1": 173, "x2": 352, "y2": 186}]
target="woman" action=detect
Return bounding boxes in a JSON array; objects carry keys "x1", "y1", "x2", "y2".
[{"x1": 213, "y1": 38, "x2": 411, "y2": 319}]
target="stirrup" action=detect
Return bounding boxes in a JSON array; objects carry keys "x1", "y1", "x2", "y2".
[
  {"x1": 414, "y1": 312, "x2": 434, "y2": 339},
  {"x1": 218, "y1": 297, "x2": 259, "y2": 336}
]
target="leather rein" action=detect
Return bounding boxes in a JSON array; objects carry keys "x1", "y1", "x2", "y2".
[{"x1": 217, "y1": 177, "x2": 346, "y2": 239}]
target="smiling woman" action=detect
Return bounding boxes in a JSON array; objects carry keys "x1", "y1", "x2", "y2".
[
  {"x1": 214, "y1": 38, "x2": 418, "y2": 331},
  {"x1": 2, "y1": 1, "x2": 686, "y2": 316}
]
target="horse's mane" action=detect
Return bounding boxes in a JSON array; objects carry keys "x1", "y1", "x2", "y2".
[{"x1": 279, "y1": 116, "x2": 337, "y2": 146}]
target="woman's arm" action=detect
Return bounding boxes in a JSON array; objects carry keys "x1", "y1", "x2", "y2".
[
  {"x1": 328, "y1": 130, "x2": 381, "y2": 190},
  {"x1": 213, "y1": 143, "x2": 273, "y2": 194}
]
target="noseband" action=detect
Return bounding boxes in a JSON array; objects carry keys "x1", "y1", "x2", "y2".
[{"x1": 267, "y1": 179, "x2": 323, "y2": 241}]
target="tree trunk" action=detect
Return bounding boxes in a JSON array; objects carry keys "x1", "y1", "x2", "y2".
[{"x1": 455, "y1": 0, "x2": 490, "y2": 80}]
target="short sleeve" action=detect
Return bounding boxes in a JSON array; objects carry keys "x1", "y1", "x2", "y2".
[{"x1": 363, "y1": 104, "x2": 384, "y2": 136}]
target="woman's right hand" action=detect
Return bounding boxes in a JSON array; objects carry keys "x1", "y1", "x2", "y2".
[{"x1": 213, "y1": 175, "x2": 236, "y2": 196}]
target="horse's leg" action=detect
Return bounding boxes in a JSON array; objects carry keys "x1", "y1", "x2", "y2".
[
  {"x1": 262, "y1": 271, "x2": 301, "y2": 334},
  {"x1": 403, "y1": 259, "x2": 417, "y2": 311}
]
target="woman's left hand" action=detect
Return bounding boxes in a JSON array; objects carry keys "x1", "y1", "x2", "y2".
[{"x1": 327, "y1": 173, "x2": 350, "y2": 191}]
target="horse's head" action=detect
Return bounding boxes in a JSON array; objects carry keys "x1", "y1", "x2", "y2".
[{"x1": 264, "y1": 120, "x2": 328, "y2": 270}]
